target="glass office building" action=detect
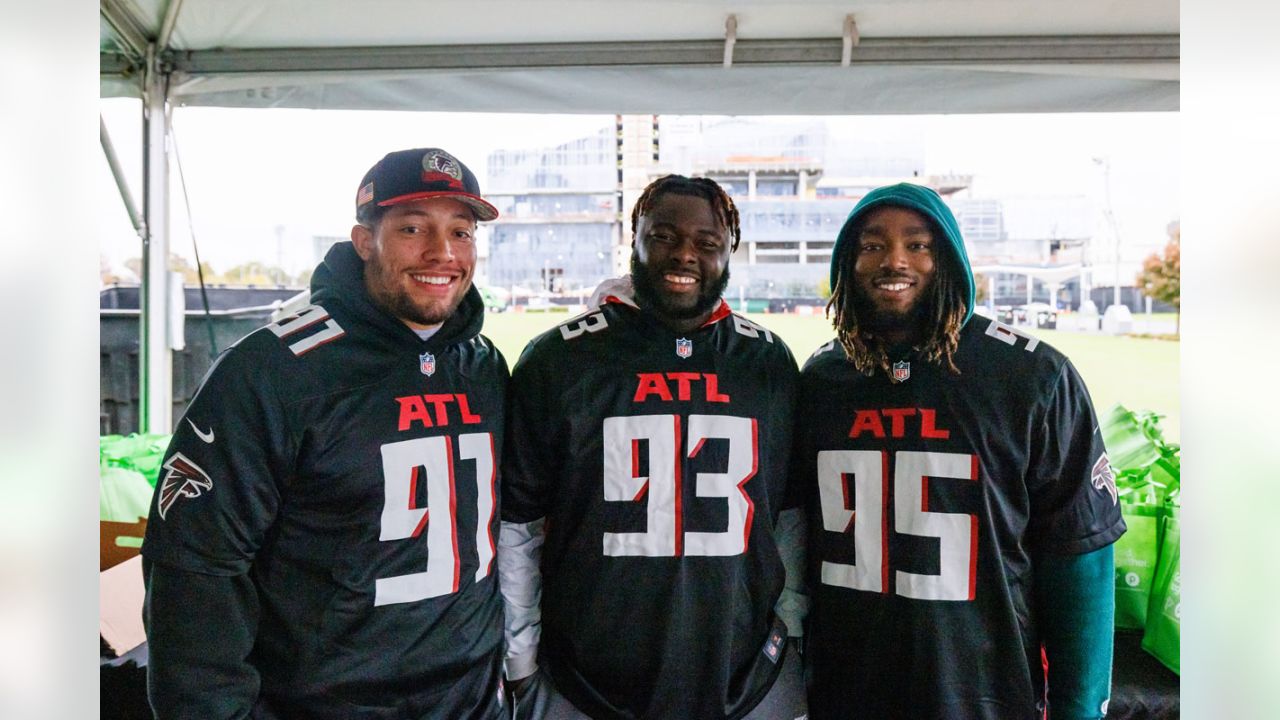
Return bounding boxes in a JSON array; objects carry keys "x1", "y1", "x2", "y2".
[{"x1": 486, "y1": 130, "x2": 618, "y2": 292}]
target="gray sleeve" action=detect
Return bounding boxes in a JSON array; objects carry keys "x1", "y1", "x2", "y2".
[
  {"x1": 499, "y1": 517, "x2": 545, "y2": 681},
  {"x1": 774, "y1": 507, "x2": 810, "y2": 638}
]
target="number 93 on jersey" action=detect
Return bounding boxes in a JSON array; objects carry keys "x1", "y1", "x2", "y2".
[{"x1": 601, "y1": 413, "x2": 759, "y2": 559}]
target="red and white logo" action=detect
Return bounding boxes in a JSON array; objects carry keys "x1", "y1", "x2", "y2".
[
  {"x1": 420, "y1": 351, "x2": 436, "y2": 376},
  {"x1": 1091, "y1": 453, "x2": 1118, "y2": 505},
  {"x1": 157, "y1": 452, "x2": 214, "y2": 520},
  {"x1": 892, "y1": 360, "x2": 911, "y2": 383},
  {"x1": 676, "y1": 337, "x2": 693, "y2": 359}
]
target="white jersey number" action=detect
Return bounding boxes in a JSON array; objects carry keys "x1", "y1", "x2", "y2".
[
  {"x1": 731, "y1": 315, "x2": 774, "y2": 343},
  {"x1": 602, "y1": 414, "x2": 757, "y2": 557},
  {"x1": 559, "y1": 311, "x2": 608, "y2": 341},
  {"x1": 818, "y1": 450, "x2": 978, "y2": 601},
  {"x1": 375, "y1": 432, "x2": 497, "y2": 606}
]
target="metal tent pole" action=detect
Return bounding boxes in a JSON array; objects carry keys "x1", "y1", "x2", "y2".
[
  {"x1": 140, "y1": 47, "x2": 173, "y2": 433},
  {"x1": 100, "y1": 115, "x2": 145, "y2": 237}
]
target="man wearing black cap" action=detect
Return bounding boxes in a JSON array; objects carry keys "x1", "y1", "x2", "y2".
[
  {"x1": 499, "y1": 175, "x2": 808, "y2": 720},
  {"x1": 142, "y1": 148, "x2": 511, "y2": 719},
  {"x1": 792, "y1": 183, "x2": 1124, "y2": 719}
]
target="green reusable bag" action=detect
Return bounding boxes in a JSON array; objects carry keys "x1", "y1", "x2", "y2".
[
  {"x1": 1113, "y1": 483, "x2": 1161, "y2": 630},
  {"x1": 1142, "y1": 501, "x2": 1181, "y2": 674},
  {"x1": 128, "y1": 434, "x2": 172, "y2": 486},
  {"x1": 1099, "y1": 404, "x2": 1163, "y2": 473},
  {"x1": 100, "y1": 465, "x2": 154, "y2": 524},
  {"x1": 100, "y1": 433, "x2": 173, "y2": 486},
  {"x1": 99, "y1": 434, "x2": 131, "y2": 466}
]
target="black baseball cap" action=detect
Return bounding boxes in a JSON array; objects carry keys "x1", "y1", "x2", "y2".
[{"x1": 355, "y1": 148, "x2": 499, "y2": 223}]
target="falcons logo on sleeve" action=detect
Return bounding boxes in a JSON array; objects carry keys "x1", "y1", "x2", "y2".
[
  {"x1": 157, "y1": 452, "x2": 214, "y2": 520},
  {"x1": 1090, "y1": 453, "x2": 1118, "y2": 505}
]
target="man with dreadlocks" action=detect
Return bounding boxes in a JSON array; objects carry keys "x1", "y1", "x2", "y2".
[
  {"x1": 499, "y1": 174, "x2": 808, "y2": 720},
  {"x1": 793, "y1": 183, "x2": 1124, "y2": 720}
]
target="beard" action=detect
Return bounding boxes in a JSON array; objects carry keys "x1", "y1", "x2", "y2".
[
  {"x1": 363, "y1": 253, "x2": 467, "y2": 328},
  {"x1": 851, "y1": 283, "x2": 932, "y2": 340},
  {"x1": 630, "y1": 254, "x2": 730, "y2": 322}
]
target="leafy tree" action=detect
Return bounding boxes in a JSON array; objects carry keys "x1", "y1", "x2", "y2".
[
  {"x1": 222, "y1": 261, "x2": 289, "y2": 286},
  {"x1": 1135, "y1": 234, "x2": 1180, "y2": 334},
  {"x1": 119, "y1": 254, "x2": 216, "y2": 285},
  {"x1": 168, "y1": 254, "x2": 217, "y2": 286},
  {"x1": 816, "y1": 276, "x2": 831, "y2": 300}
]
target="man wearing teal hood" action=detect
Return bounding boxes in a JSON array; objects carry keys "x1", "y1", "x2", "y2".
[{"x1": 792, "y1": 183, "x2": 1125, "y2": 719}]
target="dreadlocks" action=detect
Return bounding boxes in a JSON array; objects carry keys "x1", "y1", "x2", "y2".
[
  {"x1": 826, "y1": 217, "x2": 968, "y2": 378},
  {"x1": 630, "y1": 175, "x2": 741, "y2": 251}
]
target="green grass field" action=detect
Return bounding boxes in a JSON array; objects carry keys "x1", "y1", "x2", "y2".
[{"x1": 484, "y1": 310, "x2": 1180, "y2": 442}]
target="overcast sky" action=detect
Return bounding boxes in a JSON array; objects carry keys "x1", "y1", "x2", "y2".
[{"x1": 97, "y1": 100, "x2": 1178, "y2": 278}]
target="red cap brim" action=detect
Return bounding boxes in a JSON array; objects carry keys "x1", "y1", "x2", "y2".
[{"x1": 379, "y1": 191, "x2": 499, "y2": 222}]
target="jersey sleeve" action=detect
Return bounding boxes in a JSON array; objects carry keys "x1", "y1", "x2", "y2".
[
  {"x1": 767, "y1": 343, "x2": 807, "y2": 636},
  {"x1": 784, "y1": 366, "x2": 820, "y2": 513},
  {"x1": 754, "y1": 333, "x2": 799, "y2": 509},
  {"x1": 787, "y1": 340, "x2": 840, "y2": 512},
  {"x1": 501, "y1": 343, "x2": 559, "y2": 524},
  {"x1": 143, "y1": 559, "x2": 263, "y2": 719},
  {"x1": 1025, "y1": 360, "x2": 1126, "y2": 555},
  {"x1": 142, "y1": 338, "x2": 294, "y2": 575},
  {"x1": 140, "y1": 337, "x2": 295, "y2": 718}
]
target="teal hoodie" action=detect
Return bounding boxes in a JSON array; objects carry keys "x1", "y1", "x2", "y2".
[{"x1": 829, "y1": 183, "x2": 976, "y2": 325}]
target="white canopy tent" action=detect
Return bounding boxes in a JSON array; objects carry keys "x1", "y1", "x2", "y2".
[{"x1": 98, "y1": 0, "x2": 1179, "y2": 431}]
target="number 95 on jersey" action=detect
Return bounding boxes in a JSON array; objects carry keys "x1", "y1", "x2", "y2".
[{"x1": 817, "y1": 449, "x2": 980, "y2": 602}]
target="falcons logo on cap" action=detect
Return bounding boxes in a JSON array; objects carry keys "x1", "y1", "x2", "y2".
[
  {"x1": 157, "y1": 452, "x2": 214, "y2": 520},
  {"x1": 421, "y1": 150, "x2": 465, "y2": 189}
]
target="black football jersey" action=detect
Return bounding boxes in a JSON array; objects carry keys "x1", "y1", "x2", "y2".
[
  {"x1": 502, "y1": 300, "x2": 798, "y2": 720},
  {"x1": 142, "y1": 243, "x2": 508, "y2": 719},
  {"x1": 794, "y1": 317, "x2": 1125, "y2": 720}
]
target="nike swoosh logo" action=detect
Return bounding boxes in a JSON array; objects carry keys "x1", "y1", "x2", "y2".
[{"x1": 187, "y1": 418, "x2": 215, "y2": 444}]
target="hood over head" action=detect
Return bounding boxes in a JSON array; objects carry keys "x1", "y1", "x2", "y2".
[{"x1": 830, "y1": 183, "x2": 976, "y2": 325}]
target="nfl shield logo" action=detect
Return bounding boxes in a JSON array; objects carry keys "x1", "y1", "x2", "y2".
[
  {"x1": 419, "y1": 352, "x2": 436, "y2": 376},
  {"x1": 891, "y1": 360, "x2": 911, "y2": 383},
  {"x1": 675, "y1": 337, "x2": 693, "y2": 359}
]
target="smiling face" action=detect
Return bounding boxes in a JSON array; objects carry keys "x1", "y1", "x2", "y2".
[
  {"x1": 850, "y1": 205, "x2": 938, "y2": 344},
  {"x1": 631, "y1": 192, "x2": 732, "y2": 332},
  {"x1": 351, "y1": 197, "x2": 477, "y2": 331}
]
